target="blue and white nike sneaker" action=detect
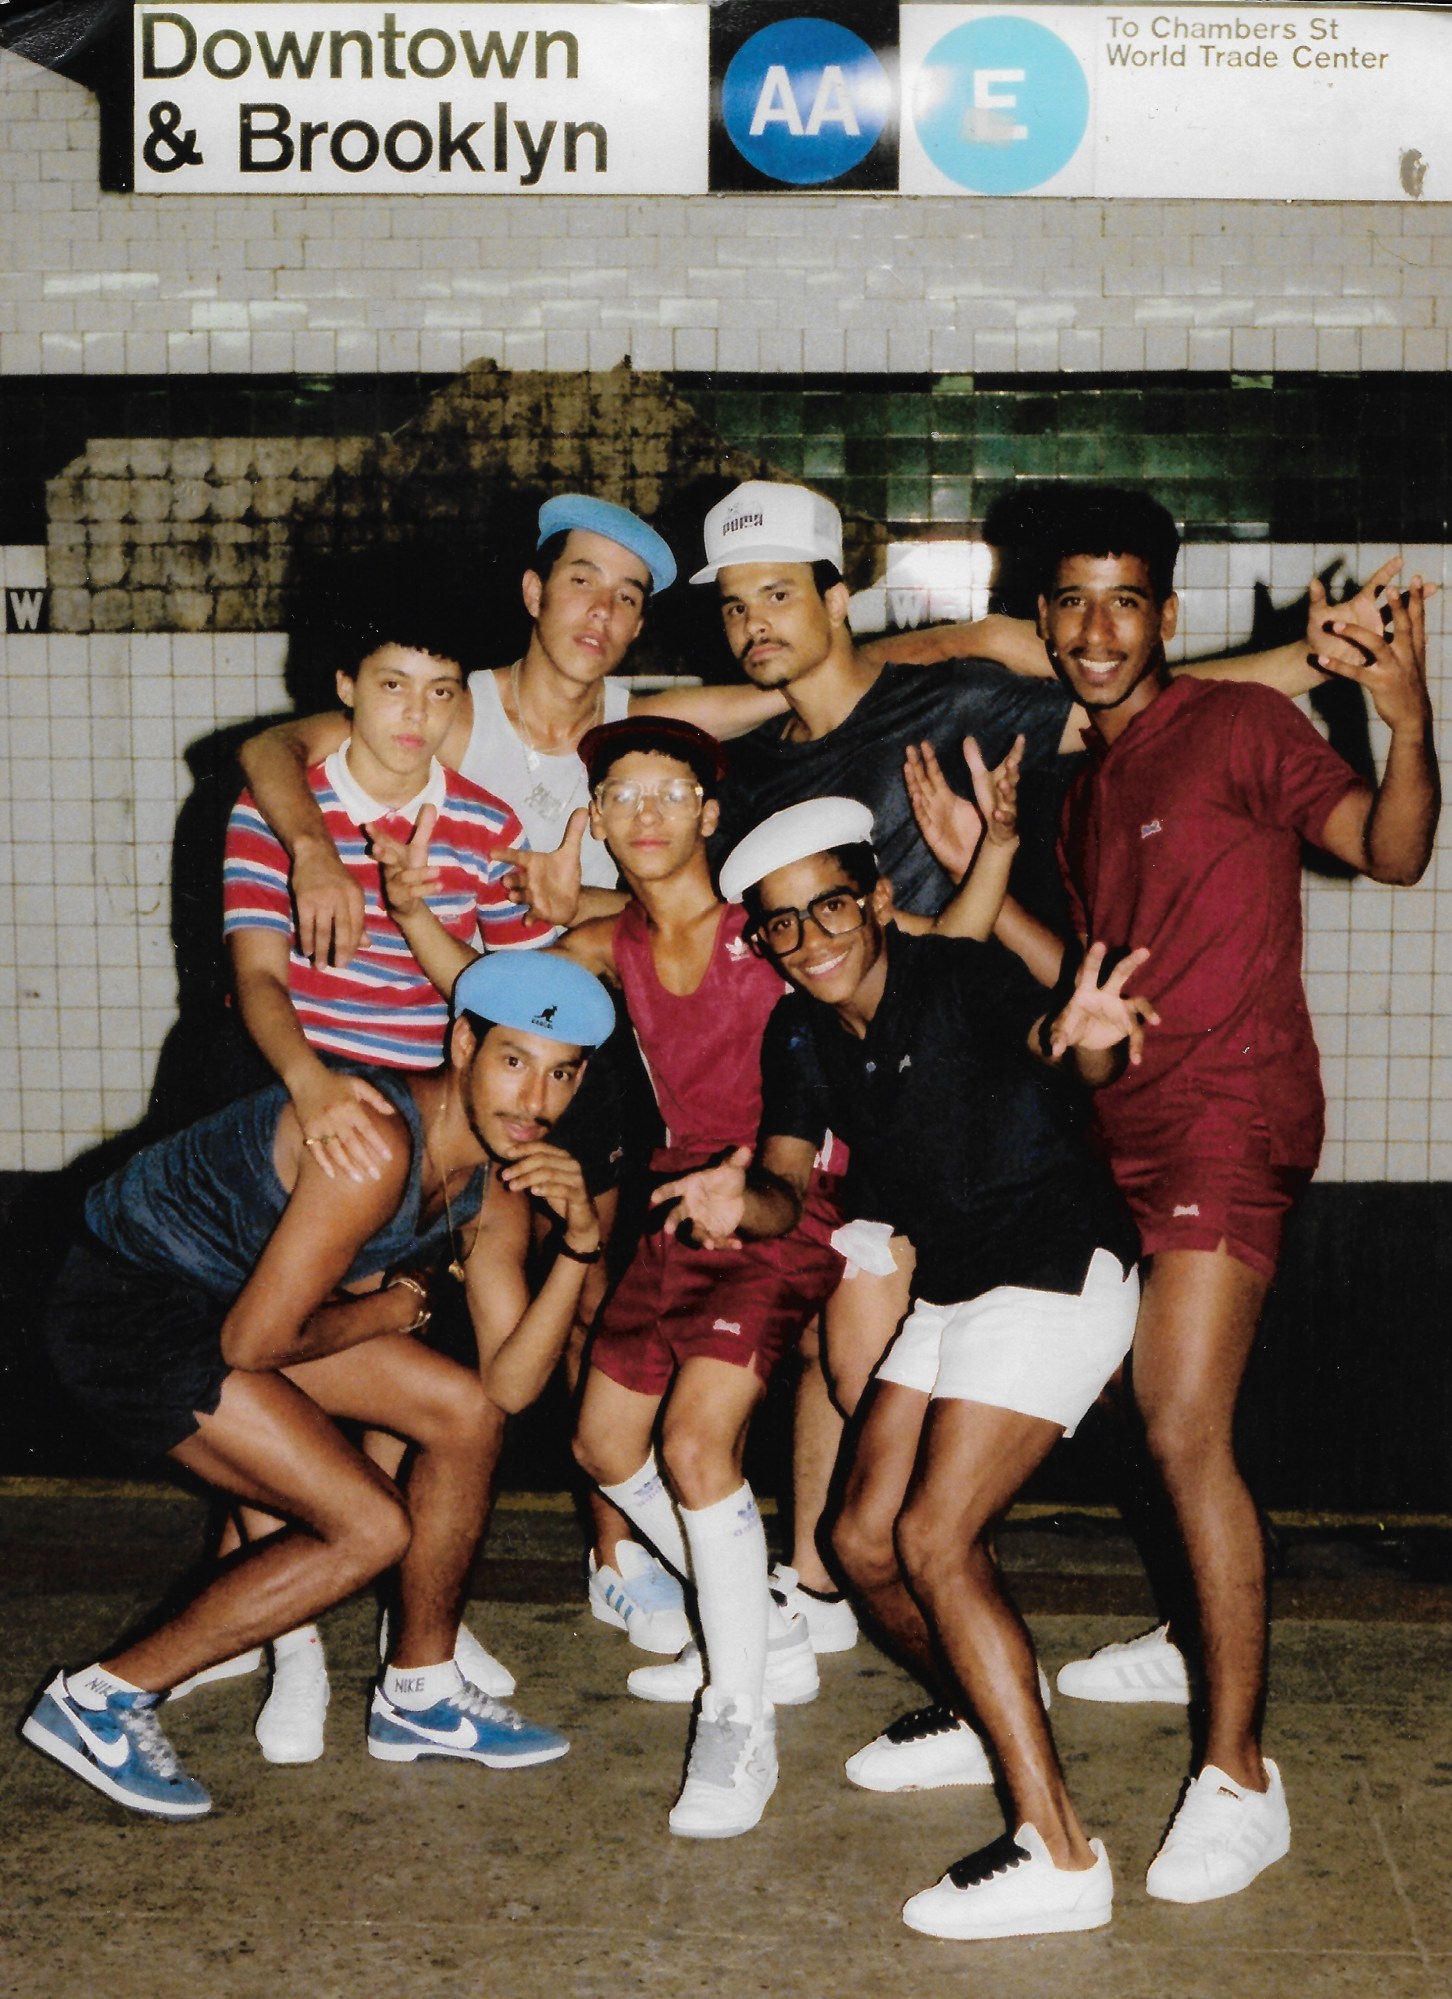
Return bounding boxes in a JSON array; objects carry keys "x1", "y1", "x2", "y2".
[
  {"x1": 367, "y1": 1680, "x2": 569, "y2": 1767},
  {"x1": 22, "y1": 1670, "x2": 212, "y2": 1819}
]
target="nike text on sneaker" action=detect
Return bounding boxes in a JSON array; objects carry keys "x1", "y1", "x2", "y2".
[
  {"x1": 668, "y1": 1692, "x2": 778, "y2": 1840},
  {"x1": 378, "y1": 1609, "x2": 516, "y2": 1698},
  {"x1": 367, "y1": 1681, "x2": 569, "y2": 1768},
  {"x1": 902, "y1": 1824, "x2": 1113, "y2": 1941},
  {"x1": 768, "y1": 1563, "x2": 858, "y2": 1654},
  {"x1": 255, "y1": 1642, "x2": 329, "y2": 1764},
  {"x1": 21, "y1": 1672, "x2": 212, "y2": 1819},
  {"x1": 628, "y1": 1611, "x2": 818, "y2": 1706},
  {"x1": 1056, "y1": 1624, "x2": 1192, "y2": 1705},
  {"x1": 167, "y1": 1647, "x2": 264, "y2": 1701},
  {"x1": 588, "y1": 1541, "x2": 690, "y2": 1655},
  {"x1": 1145, "y1": 1759, "x2": 1291, "y2": 1904},
  {"x1": 845, "y1": 1703, "x2": 993, "y2": 1792}
]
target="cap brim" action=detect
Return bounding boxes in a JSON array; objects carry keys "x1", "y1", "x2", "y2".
[{"x1": 689, "y1": 541, "x2": 831, "y2": 586}]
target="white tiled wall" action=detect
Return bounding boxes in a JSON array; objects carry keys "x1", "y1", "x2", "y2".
[
  {"x1": 3, "y1": 50, "x2": 1452, "y2": 375},
  {"x1": 0, "y1": 632, "x2": 290, "y2": 1168},
  {"x1": 0, "y1": 47, "x2": 1449, "y2": 1178}
]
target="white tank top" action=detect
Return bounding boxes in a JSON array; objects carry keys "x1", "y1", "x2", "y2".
[{"x1": 459, "y1": 668, "x2": 631, "y2": 890}]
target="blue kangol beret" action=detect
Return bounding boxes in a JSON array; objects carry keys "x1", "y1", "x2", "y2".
[
  {"x1": 536, "y1": 493, "x2": 677, "y2": 594},
  {"x1": 454, "y1": 951, "x2": 615, "y2": 1049}
]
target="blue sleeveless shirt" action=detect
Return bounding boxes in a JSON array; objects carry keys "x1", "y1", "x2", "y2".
[{"x1": 85, "y1": 1066, "x2": 485, "y2": 1303}]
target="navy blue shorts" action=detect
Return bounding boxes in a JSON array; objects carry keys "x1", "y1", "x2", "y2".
[{"x1": 44, "y1": 1230, "x2": 230, "y2": 1459}]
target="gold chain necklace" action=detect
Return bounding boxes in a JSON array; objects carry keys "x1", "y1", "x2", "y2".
[{"x1": 424, "y1": 1097, "x2": 468, "y2": 1284}]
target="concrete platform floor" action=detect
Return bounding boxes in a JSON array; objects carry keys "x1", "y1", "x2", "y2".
[{"x1": 2, "y1": 1485, "x2": 1449, "y2": 1999}]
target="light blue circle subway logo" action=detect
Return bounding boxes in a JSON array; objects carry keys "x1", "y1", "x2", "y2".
[
  {"x1": 722, "y1": 18, "x2": 891, "y2": 187},
  {"x1": 913, "y1": 16, "x2": 1088, "y2": 194}
]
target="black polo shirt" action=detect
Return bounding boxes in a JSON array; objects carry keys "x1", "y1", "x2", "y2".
[
  {"x1": 759, "y1": 929, "x2": 1137, "y2": 1306},
  {"x1": 711, "y1": 657, "x2": 1075, "y2": 923}
]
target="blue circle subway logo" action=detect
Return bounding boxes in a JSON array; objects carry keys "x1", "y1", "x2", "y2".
[
  {"x1": 912, "y1": 15, "x2": 1088, "y2": 194},
  {"x1": 721, "y1": 17, "x2": 891, "y2": 187}
]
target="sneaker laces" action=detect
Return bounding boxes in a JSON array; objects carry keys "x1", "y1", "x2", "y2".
[
  {"x1": 884, "y1": 1702, "x2": 960, "y2": 1744},
  {"x1": 446, "y1": 1684, "x2": 531, "y2": 1733},
  {"x1": 264, "y1": 1650, "x2": 327, "y2": 1719},
  {"x1": 121, "y1": 1700, "x2": 187, "y2": 1782},
  {"x1": 1163, "y1": 1775, "x2": 1254, "y2": 1853},
  {"x1": 946, "y1": 1831, "x2": 1032, "y2": 1890}
]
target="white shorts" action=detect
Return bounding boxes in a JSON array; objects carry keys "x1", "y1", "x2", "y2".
[{"x1": 873, "y1": 1247, "x2": 1139, "y2": 1437}]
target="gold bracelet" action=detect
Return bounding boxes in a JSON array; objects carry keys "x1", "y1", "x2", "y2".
[{"x1": 385, "y1": 1270, "x2": 432, "y2": 1334}]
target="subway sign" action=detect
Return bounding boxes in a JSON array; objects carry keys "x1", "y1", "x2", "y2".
[{"x1": 130, "y1": 3, "x2": 1449, "y2": 197}]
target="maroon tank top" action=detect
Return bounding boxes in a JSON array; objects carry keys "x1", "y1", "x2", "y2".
[{"x1": 613, "y1": 900, "x2": 788, "y2": 1169}]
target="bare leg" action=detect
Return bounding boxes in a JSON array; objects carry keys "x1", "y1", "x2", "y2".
[
  {"x1": 831, "y1": 1379, "x2": 939, "y2": 1685},
  {"x1": 659, "y1": 1356, "x2": 766, "y2": 1512},
  {"x1": 106, "y1": 1371, "x2": 412, "y2": 1693},
  {"x1": 790, "y1": 1245, "x2": 914, "y2": 1590},
  {"x1": 573, "y1": 1369, "x2": 664, "y2": 1494},
  {"x1": 787, "y1": 1319, "x2": 840, "y2": 1592},
  {"x1": 1131, "y1": 1246, "x2": 1271, "y2": 1789},
  {"x1": 896, "y1": 1399, "x2": 1094, "y2": 1868},
  {"x1": 286, "y1": 1336, "x2": 501, "y2": 1669}
]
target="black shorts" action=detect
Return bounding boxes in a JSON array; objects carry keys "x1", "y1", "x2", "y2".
[{"x1": 44, "y1": 1230, "x2": 231, "y2": 1459}]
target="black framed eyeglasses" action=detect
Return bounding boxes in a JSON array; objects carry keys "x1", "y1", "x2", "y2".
[{"x1": 749, "y1": 889, "x2": 870, "y2": 958}]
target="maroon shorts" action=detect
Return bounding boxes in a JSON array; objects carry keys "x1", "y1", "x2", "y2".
[
  {"x1": 1112, "y1": 1136, "x2": 1310, "y2": 1284},
  {"x1": 588, "y1": 1179, "x2": 845, "y2": 1398}
]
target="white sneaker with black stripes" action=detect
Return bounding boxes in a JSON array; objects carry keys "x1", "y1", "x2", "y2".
[{"x1": 902, "y1": 1824, "x2": 1113, "y2": 1940}]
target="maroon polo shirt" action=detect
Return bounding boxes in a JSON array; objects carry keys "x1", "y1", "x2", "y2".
[{"x1": 1058, "y1": 676, "x2": 1363, "y2": 1170}]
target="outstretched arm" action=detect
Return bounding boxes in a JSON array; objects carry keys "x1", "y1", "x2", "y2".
[
  {"x1": 859, "y1": 614, "x2": 1052, "y2": 676},
  {"x1": 631, "y1": 680, "x2": 789, "y2": 740},
  {"x1": 1031, "y1": 941, "x2": 1159, "y2": 1088},
  {"x1": 647, "y1": 1136, "x2": 816, "y2": 1252},
  {"x1": 1313, "y1": 582, "x2": 1440, "y2": 884}
]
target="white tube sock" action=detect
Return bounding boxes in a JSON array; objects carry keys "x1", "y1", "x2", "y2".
[
  {"x1": 680, "y1": 1482, "x2": 769, "y2": 1709},
  {"x1": 599, "y1": 1452, "x2": 690, "y2": 1581}
]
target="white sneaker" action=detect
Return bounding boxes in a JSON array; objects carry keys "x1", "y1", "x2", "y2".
[
  {"x1": 452, "y1": 1621, "x2": 517, "y2": 1700},
  {"x1": 768, "y1": 1563, "x2": 858, "y2": 1654},
  {"x1": 628, "y1": 1612, "x2": 819, "y2": 1706},
  {"x1": 1145, "y1": 1760, "x2": 1291, "y2": 1904},
  {"x1": 846, "y1": 1704, "x2": 993, "y2": 1792},
  {"x1": 254, "y1": 1636, "x2": 329, "y2": 1765},
  {"x1": 668, "y1": 1692, "x2": 778, "y2": 1840},
  {"x1": 167, "y1": 1647, "x2": 264, "y2": 1701},
  {"x1": 902, "y1": 1824, "x2": 1113, "y2": 1940},
  {"x1": 845, "y1": 1669, "x2": 1051, "y2": 1795},
  {"x1": 1057, "y1": 1624, "x2": 1191, "y2": 1705},
  {"x1": 588, "y1": 1542, "x2": 690, "y2": 1655},
  {"x1": 377, "y1": 1610, "x2": 516, "y2": 1699}
]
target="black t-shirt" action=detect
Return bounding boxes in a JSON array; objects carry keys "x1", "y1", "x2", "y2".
[
  {"x1": 759, "y1": 929, "x2": 1137, "y2": 1306},
  {"x1": 712, "y1": 657, "x2": 1075, "y2": 921}
]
